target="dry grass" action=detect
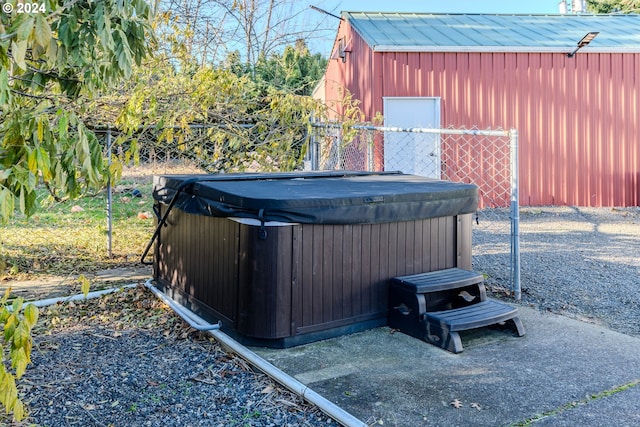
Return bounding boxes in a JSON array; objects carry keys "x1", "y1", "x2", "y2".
[
  {"x1": 1, "y1": 193, "x2": 154, "y2": 281},
  {"x1": 0, "y1": 168, "x2": 163, "y2": 282}
]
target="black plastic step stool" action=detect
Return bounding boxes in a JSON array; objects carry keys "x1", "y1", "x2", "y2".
[{"x1": 388, "y1": 268, "x2": 525, "y2": 353}]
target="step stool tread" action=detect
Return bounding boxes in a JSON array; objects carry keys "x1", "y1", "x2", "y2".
[
  {"x1": 426, "y1": 300, "x2": 519, "y2": 331},
  {"x1": 391, "y1": 268, "x2": 484, "y2": 293}
]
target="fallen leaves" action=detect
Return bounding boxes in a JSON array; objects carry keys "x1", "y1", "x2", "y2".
[
  {"x1": 470, "y1": 402, "x2": 482, "y2": 411},
  {"x1": 2, "y1": 182, "x2": 156, "y2": 281},
  {"x1": 450, "y1": 399, "x2": 483, "y2": 411},
  {"x1": 34, "y1": 285, "x2": 182, "y2": 338},
  {"x1": 137, "y1": 211, "x2": 152, "y2": 220},
  {"x1": 458, "y1": 290, "x2": 477, "y2": 302}
]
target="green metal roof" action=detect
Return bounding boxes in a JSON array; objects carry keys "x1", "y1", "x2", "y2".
[{"x1": 343, "y1": 12, "x2": 640, "y2": 53}]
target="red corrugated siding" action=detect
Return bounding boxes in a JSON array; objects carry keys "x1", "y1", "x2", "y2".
[{"x1": 323, "y1": 24, "x2": 640, "y2": 207}]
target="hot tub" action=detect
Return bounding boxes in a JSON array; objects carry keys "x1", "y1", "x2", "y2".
[{"x1": 148, "y1": 171, "x2": 478, "y2": 347}]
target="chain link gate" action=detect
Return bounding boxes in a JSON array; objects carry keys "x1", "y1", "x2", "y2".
[{"x1": 308, "y1": 123, "x2": 521, "y2": 299}]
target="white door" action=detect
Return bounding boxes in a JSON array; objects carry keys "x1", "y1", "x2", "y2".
[{"x1": 383, "y1": 97, "x2": 441, "y2": 178}]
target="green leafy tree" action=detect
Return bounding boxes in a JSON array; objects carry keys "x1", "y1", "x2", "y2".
[
  {"x1": 586, "y1": 0, "x2": 640, "y2": 12},
  {"x1": 116, "y1": 50, "x2": 323, "y2": 172},
  {"x1": 101, "y1": 9, "x2": 326, "y2": 172},
  {"x1": 0, "y1": 4, "x2": 153, "y2": 419},
  {"x1": 253, "y1": 39, "x2": 327, "y2": 96},
  {"x1": 0, "y1": 0, "x2": 155, "y2": 223}
]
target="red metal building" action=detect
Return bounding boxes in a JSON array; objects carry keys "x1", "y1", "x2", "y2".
[{"x1": 318, "y1": 12, "x2": 640, "y2": 207}]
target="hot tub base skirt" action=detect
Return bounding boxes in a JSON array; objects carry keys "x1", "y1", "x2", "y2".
[{"x1": 153, "y1": 280, "x2": 388, "y2": 348}]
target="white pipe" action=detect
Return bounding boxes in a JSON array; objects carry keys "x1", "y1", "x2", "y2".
[
  {"x1": 16, "y1": 284, "x2": 139, "y2": 309},
  {"x1": 21, "y1": 280, "x2": 366, "y2": 426},
  {"x1": 145, "y1": 280, "x2": 367, "y2": 427},
  {"x1": 144, "y1": 280, "x2": 220, "y2": 331},
  {"x1": 208, "y1": 328, "x2": 368, "y2": 427}
]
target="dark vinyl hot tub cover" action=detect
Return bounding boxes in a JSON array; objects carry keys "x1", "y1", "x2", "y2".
[{"x1": 152, "y1": 171, "x2": 478, "y2": 225}]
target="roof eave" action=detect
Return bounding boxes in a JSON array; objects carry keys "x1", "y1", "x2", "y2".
[{"x1": 372, "y1": 45, "x2": 640, "y2": 54}]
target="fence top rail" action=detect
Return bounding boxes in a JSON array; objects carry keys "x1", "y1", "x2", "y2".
[{"x1": 311, "y1": 122, "x2": 512, "y2": 138}]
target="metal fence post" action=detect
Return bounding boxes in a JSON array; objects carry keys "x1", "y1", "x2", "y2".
[
  {"x1": 336, "y1": 126, "x2": 343, "y2": 169},
  {"x1": 367, "y1": 131, "x2": 374, "y2": 172},
  {"x1": 106, "y1": 128, "x2": 113, "y2": 258},
  {"x1": 311, "y1": 131, "x2": 319, "y2": 171},
  {"x1": 510, "y1": 129, "x2": 521, "y2": 300}
]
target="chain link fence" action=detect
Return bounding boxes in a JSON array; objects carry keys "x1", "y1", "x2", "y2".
[
  {"x1": 102, "y1": 123, "x2": 520, "y2": 298},
  {"x1": 5, "y1": 124, "x2": 519, "y2": 299},
  {"x1": 308, "y1": 123, "x2": 520, "y2": 298}
]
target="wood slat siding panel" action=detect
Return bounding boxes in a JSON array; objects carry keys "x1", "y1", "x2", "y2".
[
  {"x1": 300, "y1": 225, "x2": 314, "y2": 328},
  {"x1": 438, "y1": 217, "x2": 448, "y2": 270},
  {"x1": 404, "y1": 220, "x2": 416, "y2": 273},
  {"x1": 351, "y1": 224, "x2": 363, "y2": 317},
  {"x1": 291, "y1": 225, "x2": 302, "y2": 335},
  {"x1": 366, "y1": 223, "x2": 380, "y2": 315},
  {"x1": 457, "y1": 214, "x2": 472, "y2": 270},
  {"x1": 331, "y1": 225, "x2": 343, "y2": 321},
  {"x1": 446, "y1": 217, "x2": 456, "y2": 267},
  {"x1": 312, "y1": 225, "x2": 325, "y2": 325},
  {"x1": 295, "y1": 218, "x2": 460, "y2": 330},
  {"x1": 396, "y1": 221, "x2": 407, "y2": 276},
  {"x1": 198, "y1": 213, "x2": 209, "y2": 303},
  {"x1": 429, "y1": 218, "x2": 440, "y2": 271},
  {"x1": 211, "y1": 217, "x2": 235, "y2": 317},
  {"x1": 360, "y1": 224, "x2": 372, "y2": 315},
  {"x1": 372, "y1": 223, "x2": 385, "y2": 312},
  {"x1": 326, "y1": 22, "x2": 640, "y2": 206},
  {"x1": 229, "y1": 219, "x2": 240, "y2": 315},
  {"x1": 218, "y1": 218, "x2": 228, "y2": 310},
  {"x1": 341, "y1": 225, "x2": 354, "y2": 319},
  {"x1": 237, "y1": 223, "x2": 262, "y2": 335},
  {"x1": 276, "y1": 227, "x2": 293, "y2": 337},
  {"x1": 322, "y1": 225, "x2": 334, "y2": 324},
  {"x1": 156, "y1": 210, "x2": 472, "y2": 339},
  {"x1": 210, "y1": 215, "x2": 220, "y2": 308},
  {"x1": 155, "y1": 210, "x2": 239, "y2": 321},
  {"x1": 238, "y1": 224, "x2": 293, "y2": 338},
  {"x1": 412, "y1": 220, "x2": 423, "y2": 272}
]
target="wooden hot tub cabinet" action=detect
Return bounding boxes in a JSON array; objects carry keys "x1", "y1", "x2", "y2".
[{"x1": 151, "y1": 171, "x2": 478, "y2": 347}]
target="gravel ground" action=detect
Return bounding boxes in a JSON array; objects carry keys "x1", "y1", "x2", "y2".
[
  {"x1": 477, "y1": 206, "x2": 640, "y2": 337},
  {"x1": 11, "y1": 286, "x2": 339, "y2": 427},
  {"x1": 4, "y1": 206, "x2": 640, "y2": 425}
]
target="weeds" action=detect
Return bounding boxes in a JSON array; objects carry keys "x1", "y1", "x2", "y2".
[{"x1": 510, "y1": 379, "x2": 640, "y2": 426}]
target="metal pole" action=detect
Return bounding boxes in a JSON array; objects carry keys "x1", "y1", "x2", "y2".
[
  {"x1": 311, "y1": 130, "x2": 318, "y2": 170},
  {"x1": 106, "y1": 128, "x2": 113, "y2": 258},
  {"x1": 367, "y1": 130, "x2": 374, "y2": 172},
  {"x1": 336, "y1": 126, "x2": 343, "y2": 169},
  {"x1": 509, "y1": 129, "x2": 521, "y2": 300}
]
